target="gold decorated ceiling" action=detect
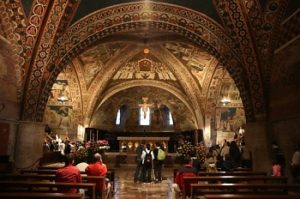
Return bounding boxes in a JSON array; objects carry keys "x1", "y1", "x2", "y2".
[{"x1": 67, "y1": 39, "x2": 240, "y2": 130}]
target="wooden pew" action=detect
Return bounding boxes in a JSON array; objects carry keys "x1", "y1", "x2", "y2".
[
  {"x1": 21, "y1": 168, "x2": 115, "y2": 196},
  {"x1": 182, "y1": 176, "x2": 287, "y2": 199},
  {"x1": 190, "y1": 183, "x2": 300, "y2": 199},
  {"x1": 0, "y1": 192, "x2": 82, "y2": 198},
  {"x1": 204, "y1": 194, "x2": 300, "y2": 199},
  {"x1": 0, "y1": 174, "x2": 105, "y2": 183},
  {"x1": 0, "y1": 174, "x2": 107, "y2": 199},
  {"x1": 173, "y1": 169, "x2": 266, "y2": 184},
  {"x1": 197, "y1": 171, "x2": 267, "y2": 176},
  {"x1": 0, "y1": 180, "x2": 96, "y2": 199}
]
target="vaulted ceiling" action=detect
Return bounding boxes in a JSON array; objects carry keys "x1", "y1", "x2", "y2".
[{"x1": 1, "y1": 0, "x2": 299, "y2": 134}]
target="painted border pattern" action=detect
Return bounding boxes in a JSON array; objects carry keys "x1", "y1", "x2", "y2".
[
  {"x1": 0, "y1": 0, "x2": 27, "y2": 101},
  {"x1": 22, "y1": 2, "x2": 254, "y2": 122}
]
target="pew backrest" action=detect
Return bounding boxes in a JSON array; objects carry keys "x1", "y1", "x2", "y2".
[
  {"x1": 0, "y1": 192, "x2": 82, "y2": 199},
  {"x1": 0, "y1": 180, "x2": 96, "y2": 199},
  {"x1": 190, "y1": 183, "x2": 300, "y2": 199},
  {"x1": 204, "y1": 194, "x2": 300, "y2": 199}
]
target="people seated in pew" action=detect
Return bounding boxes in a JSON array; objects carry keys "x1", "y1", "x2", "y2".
[
  {"x1": 85, "y1": 153, "x2": 110, "y2": 198},
  {"x1": 204, "y1": 151, "x2": 217, "y2": 173},
  {"x1": 172, "y1": 157, "x2": 197, "y2": 199},
  {"x1": 272, "y1": 160, "x2": 282, "y2": 176},
  {"x1": 55, "y1": 154, "x2": 82, "y2": 193}
]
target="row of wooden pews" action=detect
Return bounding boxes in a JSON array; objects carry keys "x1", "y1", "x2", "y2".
[
  {"x1": 0, "y1": 166, "x2": 115, "y2": 199},
  {"x1": 174, "y1": 169, "x2": 300, "y2": 199},
  {"x1": 37, "y1": 165, "x2": 115, "y2": 193},
  {"x1": 0, "y1": 192, "x2": 82, "y2": 199}
]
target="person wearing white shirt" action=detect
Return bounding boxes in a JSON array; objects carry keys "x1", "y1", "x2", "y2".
[{"x1": 141, "y1": 144, "x2": 154, "y2": 183}]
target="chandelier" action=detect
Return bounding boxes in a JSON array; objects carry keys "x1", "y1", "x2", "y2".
[
  {"x1": 57, "y1": 85, "x2": 68, "y2": 103},
  {"x1": 220, "y1": 96, "x2": 231, "y2": 105}
]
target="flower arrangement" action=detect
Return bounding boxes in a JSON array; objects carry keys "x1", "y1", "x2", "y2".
[
  {"x1": 74, "y1": 139, "x2": 110, "y2": 164},
  {"x1": 175, "y1": 140, "x2": 208, "y2": 164},
  {"x1": 176, "y1": 140, "x2": 196, "y2": 158},
  {"x1": 195, "y1": 142, "x2": 207, "y2": 163},
  {"x1": 74, "y1": 147, "x2": 88, "y2": 164}
]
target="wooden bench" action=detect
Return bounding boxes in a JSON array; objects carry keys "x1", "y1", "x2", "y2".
[
  {"x1": 182, "y1": 176, "x2": 287, "y2": 199},
  {"x1": 190, "y1": 183, "x2": 300, "y2": 199},
  {"x1": 197, "y1": 171, "x2": 267, "y2": 176},
  {"x1": 23, "y1": 168, "x2": 115, "y2": 193},
  {"x1": 174, "y1": 169, "x2": 266, "y2": 179},
  {"x1": 0, "y1": 192, "x2": 82, "y2": 198},
  {"x1": 0, "y1": 180, "x2": 96, "y2": 199},
  {"x1": 203, "y1": 194, "x2": 300, "y2": 199},
  {"x1": 0, "y1": 174, "x2": 108, "y2": 198}
]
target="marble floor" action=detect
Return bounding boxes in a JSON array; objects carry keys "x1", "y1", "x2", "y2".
[
  {"x1": 46, "y1": 162, "x2": 174, "y2": 199},
  {"x1": 111, "y1": 165, "x2": 173, "y2": 199}
]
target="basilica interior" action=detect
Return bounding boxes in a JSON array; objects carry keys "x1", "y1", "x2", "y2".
[{"x1": 0, "y1": 0, "x2": 300, "y2": 198}]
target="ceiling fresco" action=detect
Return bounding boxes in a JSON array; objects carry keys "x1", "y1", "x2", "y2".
[
  {"x1": 63, "y1": 38, "x2": 242, "y2": 132},
  {"x1": 77, "y1": 42, "x2": 127, "y2": 87},
  {"x1": 164, "y1": 42, "x2": 213, "y2": 87},
  {"x1": 112, "y1": 56, "x2": 177, "y2": 80}
]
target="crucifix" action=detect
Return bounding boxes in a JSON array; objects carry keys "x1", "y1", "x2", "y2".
[{"x1": 139, "y1": 97, "x2": 153, "y2": 118}]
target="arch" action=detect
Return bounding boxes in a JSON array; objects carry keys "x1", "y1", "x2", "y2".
[
  {"x1": 29, "y1": 2, "x2": 255, "y2": 122},
  {"x1": 91, "y1": 80, "x2": 198, "y2": 128}
]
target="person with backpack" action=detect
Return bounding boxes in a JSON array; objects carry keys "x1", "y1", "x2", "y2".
[
  {"x1": 153, "y1": 142, "x2": 166, "y2": 183},
  {"x1": 134, "y1": 142, "x2": 145, "y2": 183},
  {"x1": 141, "y1": 143, "x2": 154, "y2": 183}
]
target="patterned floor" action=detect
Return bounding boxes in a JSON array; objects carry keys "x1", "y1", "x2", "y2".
[{"x1": 112, "y1": 165, "x2": 173, "y2": 199}]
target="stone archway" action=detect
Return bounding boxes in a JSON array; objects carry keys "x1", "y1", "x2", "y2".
[
  {"x1": 91, "y1": 80, "x2": 198, "y2": 128},
  {"x1": 23, "y1": 2, "x2": 256, "y2": 123}
]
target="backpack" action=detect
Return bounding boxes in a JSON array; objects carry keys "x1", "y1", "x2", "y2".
[
  {"x1": 144, "y1": 150, "x2": 152, "y2": 166},
  {"x1": 157, "y1": 148, "x2": 166, "y2": 161}
]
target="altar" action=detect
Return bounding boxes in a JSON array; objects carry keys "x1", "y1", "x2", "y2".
[{"x1": 117, "y1": 136, "x2": 170, "y2": 153}]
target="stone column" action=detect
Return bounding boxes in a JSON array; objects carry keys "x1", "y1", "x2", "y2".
[
  {"x1": 245, "y1": 119, "x2": 272, "y2": 172},
  {"x1": 14, "y1": 121, "x2": 45, "y2": 169}
]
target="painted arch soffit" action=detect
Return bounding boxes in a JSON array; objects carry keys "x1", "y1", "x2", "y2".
[
  {"x1": 164, "y1": 42, "x2": 215, "y2": 88},
  {"x1": 82, "y1": 43, "x2": 195, "y2": 123},
  {"x1": 91, "y1": 80, "x2": 198, "y2": 128},
  {"x1": 151, "y1": 45, "x2": 204, "y2": 123},
  {"x1": 76, "y1": 42, "x2": 127, "y2": 89},
  {"x1": 36, "y1": 2, "x2": 254, "y2": 122}
]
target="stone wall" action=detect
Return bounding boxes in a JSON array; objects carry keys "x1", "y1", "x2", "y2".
[
  {"x1": 269, "y1": 37, "x2": 300, "y2": 178},
  {"x1": 0, "y1": 36, "x2": 19, "y2": 162}
]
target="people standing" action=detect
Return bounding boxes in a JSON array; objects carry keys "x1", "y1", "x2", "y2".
[
  {"x1": 55, "y1": 154, "x2": 82, "y2": 193},
  {"x1": 229, "y1": 141, "x2": 241, "y2": 168},
  {"x1": 291, "y1": 144, "x2": 300, "y2": 183},
  {"x1": 240, "y1": 141, "x2": 252, "y2": 168},
  {"x1": 153, "y1": 142, "x2": 165, "y2": 183},
  {"x1": 85, "y1": 153, "x2": 108, "y2": 197},
  {"x1": 141, "y1": 143, "x2": 154, "y2": 183},
  {"x1": 134, "y1": 142, "x2": 144, "y2": 183}
]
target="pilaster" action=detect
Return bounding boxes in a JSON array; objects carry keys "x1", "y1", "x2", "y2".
[
  {"x1": 245, "y1": 119, "x2": 271, "y2": 172},
  {"x1": 14, "y1": 121, "x2": 45, "y2": 169}
]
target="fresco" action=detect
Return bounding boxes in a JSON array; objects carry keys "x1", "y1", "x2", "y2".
[
  {"x1": 48, "y1": 80, "x2": 71, "y2": 103},
  {"x1": 44, "y1": 105, "x2": 74, "y2": 130},
  {"x1": 218, "y1": 81, "x2": 243, "y2": 107},
  {"x1": 164, "y1": 42, "x2": 213, "y2": 86},
  {"x1": 79, "y1": 42, "x2": 126, "y2": 86},
  {"x1": 112, "y1": 57, "x2": 177, "y2": 81},
  {"x1": 215, "y1": 107, "x2": 245, "y2": 132},
  {"x1": 90, "y1": 86, "x2": 196, "y2": 131}
]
